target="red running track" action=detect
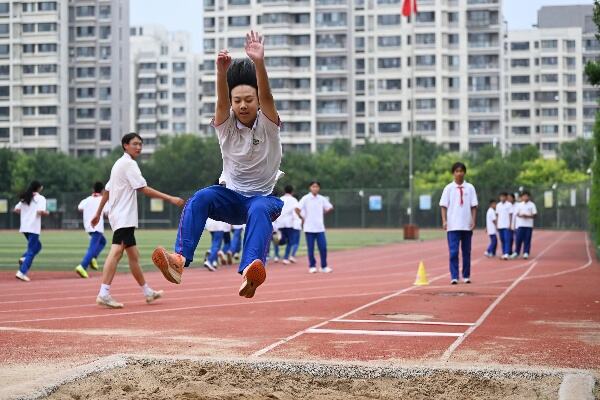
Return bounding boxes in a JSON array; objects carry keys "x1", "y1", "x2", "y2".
[{"x1": 0, "y1": 230, "x2": 598, "y2": 377}]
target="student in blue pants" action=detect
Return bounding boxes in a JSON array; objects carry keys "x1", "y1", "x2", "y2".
[
  {"x1": 152, "y1": 31, "x2": 284, "y2": 299},
  {"x1": 439, "y1": 162, "x2": 478, "y2": 284},
  {"x1": 484, "y1": 199, "x2": 498, "y2": 257},
  {"x1": 229, "y1": 224, "x2": 244, "y2": 261},
  {"x1": 511, "y1": 191, "x2": 537, "y2": 260},
  {"x1": 75, "y1": 182, "x2": 108, "y2": 278},
  {"x1": 14, "y1": 181, "x2": 49, "y2": 282},
  {"x1": 496, "y1": 192, "x2": 513, "y2": 260}
]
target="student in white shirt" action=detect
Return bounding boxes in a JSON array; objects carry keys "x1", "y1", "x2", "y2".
[
  {"x1": 511, "y1": 190, "x2": 537, "y2": 259},
  {"x1": 152, "y1": 31, "x2": 285, "y2": 299},
  {"x1": 484, "y1": 199, "x2": 498, "y2": 257},
  {"x1": 507, "y1": 193, "x2": 517, "y2": 256},
  {"x1": 13, "y1": 181, "x2": 49, "y2": 282},
  {"x1": 296, "y1": 181, "x2": 334, "y2": 273},
  {"x1": 74, "y1": 182, "x2": 108, "y2": 279},
  {"x1": 229, "y1": 224, "x2": 245, "y2": 261},
  {"x1": 91, "y1": 133, "x2": 185, "y2": 309},
  {"x1": 496, "y1": 192, "x2": 513, "y2": 260},
  {"x1": 439, "y1": 162, "x2": 478, "y2": 284},
  {"x1": 279, "y1": 185, "x2": 301, "y2": 264},
  {"x1": 204, "y1": 217, "x2": 224, "y2": 271}
]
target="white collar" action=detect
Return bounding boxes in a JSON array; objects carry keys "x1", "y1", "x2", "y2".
[{"x1": 235, "y1": 113, "x2": 259, "y2": 130}]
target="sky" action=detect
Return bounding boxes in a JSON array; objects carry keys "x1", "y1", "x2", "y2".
[{"x1": 129, "y1": 0, "x2": 593, "y2": 52}]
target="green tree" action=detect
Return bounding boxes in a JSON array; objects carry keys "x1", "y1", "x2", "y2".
[
  {"x1": 516, "y1": 159, "x2": 588, "y2": 188},
  {"x1": 556, "y1": 138, "x2": 594, "y2": 172}
]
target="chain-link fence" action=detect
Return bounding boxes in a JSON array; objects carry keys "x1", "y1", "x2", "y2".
[{"x1": 0, "y1": 183, "x2": 590, "y2": 231}]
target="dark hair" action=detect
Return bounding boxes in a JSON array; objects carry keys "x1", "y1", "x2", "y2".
[
  {"x1": 20, "y1": 180, "x2": 42, "y2": 205},
  {"x1": 227, "y1": 59, "x2": 257, "y2": 99},
  {"x1": 451, "y1": 162, "x2": 466, "y2": 173},
  {"x1": 309, "y1": 181, "x2": 321, "y2": 187},
  {"x1": 93, "y1": 181, "x2": 104, "y2": 193},
  {"x1": 121, "y1": 132, "x2": 143, "y2": 150},
  {"x1": 284, "y1": 185, "x2": 294, "y2": 194},
  {"x1": 500, "y1": 192, "x2": 508, "y2": 197},
  {"x1": 521, "y1": 190, "x2": 531, "y2": 197},
  {"x1": 507, "y1": 193, "x2": 515, "y2": 199},
  {"x1": 489, "y1": 199, "x2": 497, "y2": 205}
]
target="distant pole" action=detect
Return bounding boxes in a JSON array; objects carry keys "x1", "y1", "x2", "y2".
[{"x1": 408, "y1": 7, "x2": 416, "y2": 225}]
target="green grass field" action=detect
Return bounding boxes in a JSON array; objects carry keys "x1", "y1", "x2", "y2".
[{"x1": 0, "y1": 229, "x2": 444, "y2": 272}]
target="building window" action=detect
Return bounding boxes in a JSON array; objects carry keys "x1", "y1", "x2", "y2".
[
  {"x1": 378, "y1": 36, "x2": 401, "y2": 47},
  {"x1": 23, "y1": 86, "x2": 35, "y2": 95},
  {"x1": 0, "y1": 23, "x2": 8, "y2": 35},
  {"x1": 23, "y1": 127, "x2": 36, "y2": 136},
  {"x1": 38, "y1": 106, "x2": 56, "y2": 115},
  {"x1": 99, "y1": 66, "x2": 111, "y2": 79},
  {"x1": 173, "y1": 62, "x2": 186, "y2": 72},
  {"x1": 38, "y1": 43, "x2": 57, "y2": 53},
  {"x1": 228, "y1": 16, "x2": 250, "y2": 27},
  {"x1": 99, "y1": 26, "x2": 111, "y2": 39},
  {"x1": 39, "y1": 64, "x2": 57, "y2": 73},
  {"x1": 541, "y1": 40, "x2": 558, "y2": 49},
  {"x1": 416, "y1": 12, "x2": 435, "y2": 23},
  {"x1": 76, "y1": 5, "x2": 95, "y2": 17},
  {"x1": 77, "y1": 108, "x2": 95, "y2": 119},
  {"x1": 100, "y1": 128, "x2": 111, "y2": 141},
  {"x1": 377, "y1": 14, "x2": 400, "y2": 26},
  {"x1": 77, "y1": 129, "x2": 95, "y2": 140},
  {"x1": 379, "y1": 122, "x2": 401, "y2": 133},
  {"x1": 510, "y1": 41, "x2": 529, "y2": 51},
  {"x1": 23, "y1": 65, "x2": 35, "y2": 74},
  {"x1": 0, "y1": 85, "x2": 7, "y2": 97},
  {"x1": 99, "y1": 87, "x2": 111, "y2": 101},
  {"x1": 22, "y1": 44, "x2": 35, "y2": 53},
  {"x1": 0, "y1": 3, "x2": 8, "y2": 14},
  {"x1": 100, "y1": 46, "x2": 111, "y2": 59},
  {"x1": 38, "y1": 85, "x2": 57, "y2": 94},
  {"x1": 76, "y1": 47, "x2": 96, "y2": 57},
  {"x1": 22, "y1": 23, "x2": 35, "y2": 33},
  {"x1": 378, "y1": 57, "x2": 401, "y2": 69},
  {"x1": 38, "y1": 2, "x2": 57, "y2": 11},
  {"x1": 39, "y1": 127, "x2": 57, "y2": 136},
  {"x1": 100, "y1": 108, "x2": 111, "y2": 120},
  {"x1": 378, "y1": 101, "x2": 401, "y2": 112},
  {"x1": 0, "y1": 127, "x2": 8, "y2": 138},
  {"x1": 23, "y1": 107, "x2": 36, "y2": 116},
  {"x1": 38, "y1": 23, "x2": 57, "y2": 32}
]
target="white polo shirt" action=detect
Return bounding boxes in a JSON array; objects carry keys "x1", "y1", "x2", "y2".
[
  {"x1": 78, "y1": 194, "x2": 104, "y2": 233},
  {"x1": 496, "y1": 201, "x2": 512, "y2": 229},
  {"x1": 515, "y1": 201, "x2": 537, "y2": 228},
  {"x1": 278, "y1": 194, "x2": 301, "y2": 229},
  {"x1": 439, "y1": 180, "x2": 478, "y2": 231},
  {"x1": 15, "y1": 193, "x2": 46, "y2": 235},
  {"x1": 105, "y1": 153, "x2": 147, "y2": 231},
  {"x1": 213, "y1": 110, "x2": 282, "y2": 197},
  {"x1": 486, "y1": 207, "x2": 497, "y2": 235},
  {"x1": 298, "y1": 193, "x2": 333, "y2": 233},
  {"x1": 205, "y1": 218, "x2": 221, "y2": 232}
]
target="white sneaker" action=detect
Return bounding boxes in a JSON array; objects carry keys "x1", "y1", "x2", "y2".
[
  {"x1": 217, "y1": 250, "x2": 227, "y2": 265},
  {"x1": 145, "y1": 289, "x2": 163, "y2": 304},
  {"x1": 501, "y1": 254, "x2": 509, "y2": 260},
  {"x1": 15, "y1": 271, "x2": 30, "y2": 282},
  {"x1": 273, "y1": 257, "x2": 280, "y2": 263},
  {"x1": 282, "y1": 259, "x2": 291, "y2": 265},
  {"x1": 523, "y1": 253, "x2": 529, "y2": 259},
  {"x1": 321, "y1": 267, "x2": 333, "y2": 273},
  {"x1": 203, "y1": 261, "x2": 216, "y2": 272},
  {"x1": 463, "y1": 278, "x2": 471, "y2": 284},
  {"x1": 96, "y1": 294, "x2": 124, "y2": 309},
  {"x1": 450, "y1": 279, "x2": 458, "y2": 285},
  {"x1": 509, "y1": 253, "x2": 518, "y2": 259},
  {"x1": 309, "y1": 267, "x2": 317, "y2": 274},
  {"x1": 484, "y1": 252, "x2": 492, "y2": 258},
  {"x1": 289, "y1": 256, "x2": 297, "y2": 263}
]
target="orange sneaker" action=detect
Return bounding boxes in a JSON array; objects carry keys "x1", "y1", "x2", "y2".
[
  {"x1": 151, "y1": 246, "x2": 184, "y2": 284},
  {"x1": 238, "y1": 259, "x2": 266, "y2": 298}
]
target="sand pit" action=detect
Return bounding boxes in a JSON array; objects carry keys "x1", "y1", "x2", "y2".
[{"x1": 39, "y1": 357, "x2": 570, "y2": 400}]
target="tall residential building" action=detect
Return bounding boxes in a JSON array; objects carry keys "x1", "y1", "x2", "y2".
[
  {"x1": 130, "y1": 25, "x2": 201, "y2": 154},
  {"x1": 504, "y1": 4, "x2": 598, "y2": 155},
  {"x1": 200, "y1": 0, "x2": 503, "y2": 152},
  {"x1": 0, "y1": 0, "x2": 129, "y2": 157}
]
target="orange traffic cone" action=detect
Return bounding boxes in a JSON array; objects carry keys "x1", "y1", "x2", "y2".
[{"x1": 414, "y1": 261, "x2": 429, "y2": 286}]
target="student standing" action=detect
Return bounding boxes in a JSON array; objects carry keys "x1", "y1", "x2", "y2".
[
  {"x1": 152, "y1": 31, "x2": 284, "y2": 299},
  {"x1": 204, "y1": 218, "x2": 222, "y2": 271},
  {"x1": 439, "y1": 162, "x2": 478, "y2": 284},
  {"x1": 511, "y1": 191, "x2": 537, "y2": 259},
  {"x1": 279, "y1": 185, "x2": 301, "y2": 265},
  {"x1": 14, "y1": 181, "x2": 49, "y2": 282},
  {"x1": 296, "y1": 181, "x2": 334, "y2": 273},
  {"x1": 229, "y1": 224, "x2": 244, "y2": 261},
  {"x1": 484, "y1": 199, "x2": 498, "y2": 258},
  {"x1": 507, "y1": 193, "x2": 517, "y2": 256},
  {"x1": 91, "y1": 133, "x2": 185, "y2": 308},
  {"x1": 75, "y1": 182, "x2": 107, "y2": 278},
  {"x1": 496, "y1": 192, "x2": 512, "y2": 260}
]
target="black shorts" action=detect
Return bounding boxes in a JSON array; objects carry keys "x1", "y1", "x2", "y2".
[{"x1": 112, "y1": 227, "x2": 136, "y2": 248}]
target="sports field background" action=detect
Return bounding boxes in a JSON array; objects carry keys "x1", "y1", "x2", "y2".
[{"x1": 0, "y1": 229, "x2": 444, "y2": 272}]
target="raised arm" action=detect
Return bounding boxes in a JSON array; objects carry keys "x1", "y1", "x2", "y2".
[
  {"x1": 245, "y1": 30, "x2": 278, "y2": 124},
  {"x1": 215, "y1": 49, "x2": 232, "y2": 126}
]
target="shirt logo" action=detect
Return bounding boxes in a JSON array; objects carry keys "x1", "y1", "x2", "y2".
[{"x1": 253, "y1": 138, "x2": 260, "y2": 145}]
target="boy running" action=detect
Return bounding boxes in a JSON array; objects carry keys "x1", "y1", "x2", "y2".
[
  {"x1": 152, "y1": 30, "x2": 284, "y2": 299},
  {"x1": 296, "y1": 181, "x2": 334, "y2": 273},
  {"x1": 14, "y1": 181, "x2": 49, "y2": 282},
  {"x1": 74, "y1": 182, "x2": 107, "y2": 278},
  {"x1": 439, "y1": 162, "x2": 478, "y2": 284},
  {"x1": 484, "y1": 199, "x2": 498, "y2": 258},
  {"x1": 91, "y1": 133, "x2": 185, "y2": 308},
  {"x1": 511, "y1": 191, "x2": 537, "y2": 259}
]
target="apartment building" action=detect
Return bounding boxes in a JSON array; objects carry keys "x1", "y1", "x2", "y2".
[
  {"x1": 130, "y1": 25, "x2": 200, "y2": 154},
  {"x1": 0, "y1": 0, "x2": 129, "y2": 157},
  {"x1": 200, "y1": 0, "x2": 503, "y2": 152}
]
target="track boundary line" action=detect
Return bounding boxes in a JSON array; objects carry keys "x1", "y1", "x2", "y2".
[
  {"x1": 440, "y1": 231, "x2": 573, "y2": 362},
  {"x1": 332, "y1": 319, "x2": 474, "y2": 326},
  {"x1": 305, "y1": 328, "x2": 463, "y2": 337}
]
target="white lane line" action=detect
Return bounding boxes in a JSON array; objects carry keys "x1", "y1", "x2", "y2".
[
  {"x1": 0, "y1": 290, "x2": 396, "y2": 324},
  {"x1": 305, "y1": 328, "x2": 463, "y2": 337},
  {"x1": 440, "y1": 231, "x2": 570, "y2": 361},
  {"x1": 332, "y1": 319, "x2": 474, "y2": 326}
]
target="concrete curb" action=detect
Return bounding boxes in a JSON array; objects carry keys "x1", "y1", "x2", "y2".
[
  {"x1": 1, "y1": 354, "x2": 596, "y2": 400},
  {"x1": 558, "y1": 373, "x2": 596, "y2": 400}
]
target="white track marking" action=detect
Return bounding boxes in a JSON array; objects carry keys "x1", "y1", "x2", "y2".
[
  {"x1": 332, "y1": 319, "x2": 474, "y2": 326},
  {"x1": 305, "y1": 328, "x2": 463, "y2": 337},
  {"x1": 440, "y1": 232, "x2": 571, "y2": 361}
]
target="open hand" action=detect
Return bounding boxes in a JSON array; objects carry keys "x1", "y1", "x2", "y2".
[
  {"x1": 245, "y1": 30, "x2": 264, "y2": 62},
  {"x1": 216, "y1": 49, "x2": 232, "y2": 73}
]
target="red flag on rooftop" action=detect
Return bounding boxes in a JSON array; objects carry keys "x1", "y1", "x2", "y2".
[{"x1": 402, "y1": 0, "x2": 418, "y2": 17}]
